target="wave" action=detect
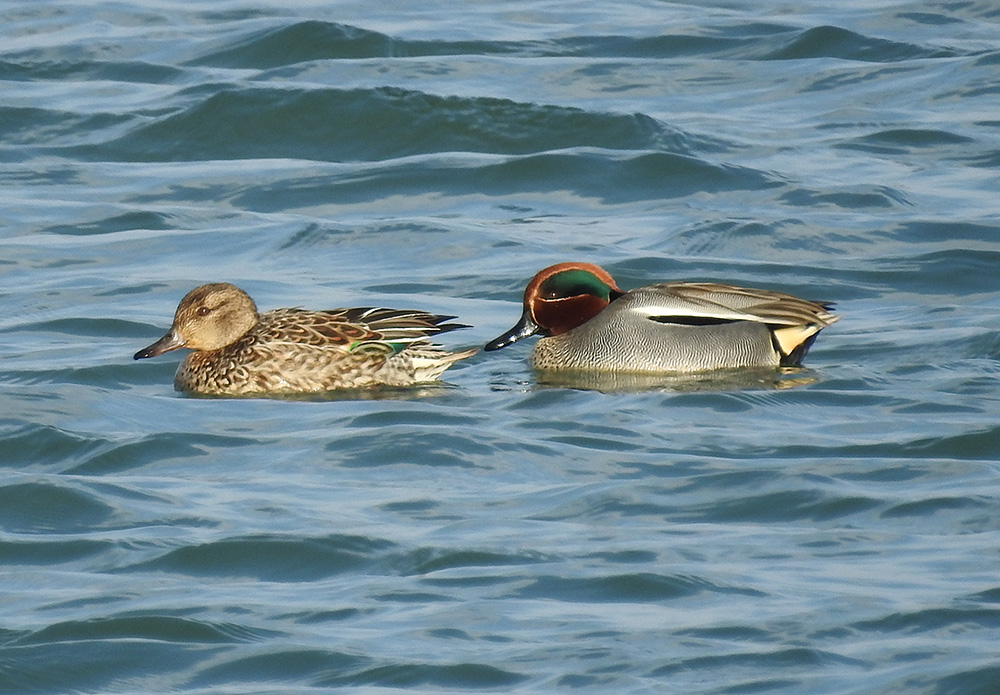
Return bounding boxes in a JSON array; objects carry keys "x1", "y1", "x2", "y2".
[
  {"x1": 120, "y1": 533, "x2": 397, "y2": 581},
  {"x1": 221, "y1": 149, "x2": 777, "y2": 213},
  {"x1": 763, "y1": 25, "x2": 957, "y2": 62},
  {"x1": 0, "y1": 480, "x2": 115, "y2": 533},
  {"x1": 185, "y1": 20, "x2": 966, "y2": 68},
  {"x1": 76, "y1": 86, "x2": 703, "y2": 163}
]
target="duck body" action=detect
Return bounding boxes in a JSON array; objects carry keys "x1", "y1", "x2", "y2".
[
  {"x1": 485, "y1": 263, "x2": 838, "y2": 374},
  {"x1": 135, "y1": 283, "x2": 475, "y2": 395}
]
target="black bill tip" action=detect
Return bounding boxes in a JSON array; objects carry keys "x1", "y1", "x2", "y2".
[{"x1": 484, "y1": 311, "x2": 539, "y2": 351}]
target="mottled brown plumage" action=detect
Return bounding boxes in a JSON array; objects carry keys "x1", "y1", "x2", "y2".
[{"x1": 135, "y1": 283, "x2": 475, "y2": 395}]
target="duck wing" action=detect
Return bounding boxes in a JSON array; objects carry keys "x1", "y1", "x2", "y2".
[
  {"x1": 627, "y1": 283, "x2": 838, "y2": 328},
  {"x1": 258, "y1": 308, "x2": 468, "y2": 353}
]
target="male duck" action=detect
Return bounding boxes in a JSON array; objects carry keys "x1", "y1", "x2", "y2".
[
  {"x1": 484, "y1": 262, "x2": 838, "y2": 373},
  {"x1": 135, "y1": 283, "x2": 476, "y2": 395}
]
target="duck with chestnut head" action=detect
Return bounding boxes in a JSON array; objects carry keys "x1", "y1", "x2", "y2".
[{"x1": 485, "y1": 262, "x2": 838, "y2": 373}]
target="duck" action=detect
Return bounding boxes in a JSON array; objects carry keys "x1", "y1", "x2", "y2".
[
  {"x1": 134, "y1": 283, "x2": 476, "y2": 395},
  {"x1": 484, "y1": 262, "x2": 838, "y2": 373}
]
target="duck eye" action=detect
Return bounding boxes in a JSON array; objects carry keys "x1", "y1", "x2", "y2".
[{"x1": 196, "y1": 306, "x2": 211, "y2": 317}]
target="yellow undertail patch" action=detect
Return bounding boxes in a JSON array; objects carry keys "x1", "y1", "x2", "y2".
[{"x1": 772, "y1": 324, "x2": 822, "y2": 357}]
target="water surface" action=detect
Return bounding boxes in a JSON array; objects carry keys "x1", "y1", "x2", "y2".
[{"x1": 2, "y1": 1, "x2": 1000, "y2": 693}]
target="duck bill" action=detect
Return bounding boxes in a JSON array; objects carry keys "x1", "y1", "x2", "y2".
[
  {"x1": 484, "y1": 310, "x2": 540, "y2": 351},
  {"x1": 134, "y1": 328, "x2": 185, "y2": 360}
]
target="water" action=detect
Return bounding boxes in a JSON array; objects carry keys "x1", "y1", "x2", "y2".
[{"x1": 2, "y1": 1, "x2": 1000, "y2": 693}]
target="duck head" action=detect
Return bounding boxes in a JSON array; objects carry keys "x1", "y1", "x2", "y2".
[
  {"x1": 134, "y1": 283, "x2": 259, "y2": 359},
  {"x1": 485, "y1": 262, "x2": 622, "y2": 351}
]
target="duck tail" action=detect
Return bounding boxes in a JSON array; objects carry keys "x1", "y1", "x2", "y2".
[
  {"x1": 772, "y1": 314, "x2": 840, "y2": 366},
  {"x1": 409, "y1": 348, "x2": 478, "y2": 382}
]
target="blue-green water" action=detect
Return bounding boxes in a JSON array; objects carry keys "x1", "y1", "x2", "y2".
[{"x1": 2, "y1": 1, "x2": 1000, "y2": 693}]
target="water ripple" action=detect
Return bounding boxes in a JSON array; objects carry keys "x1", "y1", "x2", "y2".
[
  {"x1": 185, "y1": 19, "x2": 971, "y2": 68},
  {"x1": 11, "y1": 615, "x2": 276, "y2": 646},
  {"x1": 122, "y1": 534, "x2": 398, "y2": 581},
  {"x1": 3, "y1": 1, "x2": 999, "y2": 694},
  {"x1": 85, "y1": 86, "x2": 701, "y2": 162}
]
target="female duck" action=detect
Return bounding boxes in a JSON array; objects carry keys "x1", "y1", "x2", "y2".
[
  {"x1": 135, "y1": 283, "x2": 475, "y2": 395},
  {"x1": 485, "y1": 262, "x2": 838, "y2": 373}
]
